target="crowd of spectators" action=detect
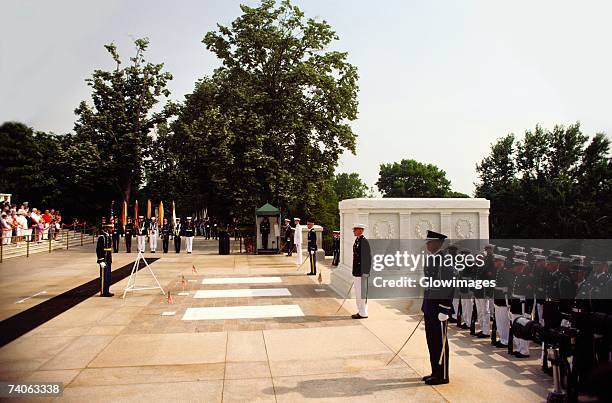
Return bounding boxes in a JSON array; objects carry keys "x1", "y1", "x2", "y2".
[{"x1": 1, "y1": 195, "x2": 63, "y2": 247}]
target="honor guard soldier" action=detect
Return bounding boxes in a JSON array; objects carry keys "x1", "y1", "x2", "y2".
[
  {"x1": 161, "y1": 218, "x2": 171, "y2": 253},
  {"x1": 173, "y1": 218, "x2": 182, "y2": 253},
  {"x1": 149, "y1": 215, "x2": 158, "y2": 253},
  {"x1": 124, "y1": 217, "x2": 134, "y2": 253},
  {"x1": 474, "y1": 244, "x2": 495, "y2": 339},
  {"x1": 112, "y1": 216, "x2": 121, "y2": 253},
  {"x1": 458, "y1": 249, "x2": 476, "y2": 333},
  {"x1": 96, "y1": 223, "x2": 114, "y2": 297},
  {"x1": 508, "y1": 258, "x2": 532, "y2": 358},
  {"x1": 204, "y1": 218, "x2": 211, "y2": 239},
  {"x1": 421, "y1": 230, "x2": 453, "y2": 385},
  {"x1": 283, "y1": 218, "x2": 293, "y2": 256},
  {"x1": 137, "y1": 216, "x2": 147, "y2": 253},
  {"x1": 306, "y1": 220, "x2": 317, "y2": 275},
  {"x1": 260, "y1": 216, "x2": 270, "y2": 250},
  {"x1": 185, "y1": 217, "x2": 195, "y2": 253},
  {"x1": 293, "y1": 218, "x2": 303, "y2": 267},
  {"x1": 332, "y1": 230, "x2": 341, "y2": 266},
  {"x1": 351, "y1": 224, "x2": 370, "y2": 319},
  {"x1": 492, "y1": 254, "x2": 510, "y2": 348}
]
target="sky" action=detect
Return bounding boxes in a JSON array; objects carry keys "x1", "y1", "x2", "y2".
[{"x1": 2, "y1": 0, "x2": 611, "y2": 195}]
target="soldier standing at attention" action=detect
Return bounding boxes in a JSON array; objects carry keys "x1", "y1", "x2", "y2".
[
  {"x1": 293, "y1": 218, "x2": 303, "y2": 267},
  {"x1": 332, "y1": 230, "x2": 341, "y2": 266},
  {"x1": 283, "y1": 218, "x2": 293, "y2": 256},
  {"x1": 124, "y1": 217, "x2": 134, "y2": 253},
  {"x1": 173, "y1": 218, "x2": 182, "y2": 253},
  {"x1": 161, "y1": 218, "x2": 171, "y2": 253},
  {"x1": 351, "y1": 224, "x2": 370, "y2": 319},
  {"x1": 306, "y1": 220, "x2": 317, "y2": 275},
  {"x1": 421, "y1": 230, "x2": 453, "y2": 385},
  {"x1": 185, "y1": 217, "x2": 195, "y2": 253},
  {"x1": 149, "y1": 215, "x2": 158, "y2": 253},
  {"x1": 96, "y1": 222, "x2": 114, "y2": 297},
  {"x1": 136, "y1": 216, "x2": 147, "y2": 253},
  {"x1": 260, "y1": 216, "x2": 271, "y2": 250},
  {"x1": 112, "y1": 216, "x2": 121, "y2": 253}
]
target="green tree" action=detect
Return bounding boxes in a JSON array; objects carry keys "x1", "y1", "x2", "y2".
[
  {"x1": 333, "y1": 172, "x2": 371, "y2": 201},
  {"x1": 376, "y1": 159, "x2": 464, "y2": 198},
  {"x1": 158, "y1": 0, "x2": 359, "y2": 221},
  {"x1": 73, "y1": 38, "x2": 173, "y2": 205}
]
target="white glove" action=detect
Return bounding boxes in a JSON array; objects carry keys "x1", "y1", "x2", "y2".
[
  {"x1": 99, "y1": 262, "x2": 106, "y2": 269},
  {"x1": 438, "y1": 313, "x2": 449, "y2": 322}
]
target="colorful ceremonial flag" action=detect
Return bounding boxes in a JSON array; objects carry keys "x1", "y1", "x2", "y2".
[
  {"x1": 122, "y1": 201, "x2": 127, "y2": 228},
  {"x1": 158, "y1": 201, "x2": 164, "y2": 225},
  {"x1": 134, "y1": 200, "x2": 139, "y2": 221},
  {"x1": 147, "y1": 199, "x2": 152, "y2": 219},
  {"x1": 110, "y1": 201, "x2": 115, "y2": 224},
  {"x1": 172, "y1": 201, "x2": 176, "y2": 224}
]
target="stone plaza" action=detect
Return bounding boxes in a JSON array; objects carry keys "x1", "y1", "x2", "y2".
[{"x1": 0, "y1": 235, "x2": 552, "y2": 402}]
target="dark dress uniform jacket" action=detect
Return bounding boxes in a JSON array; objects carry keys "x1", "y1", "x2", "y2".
[
  {"x1": 421, "y1": 251, "x2": 454, "y2": 317},
  {"x1": 284, "y1": 224, "x2": 293, "y2": 241},
  {"x1": 307, "y1": 228, "x2": 317, "y2": 252},
  {"x1": 96, "y1": 232, "x2": 113, "y2": 264},
  {"x1": 352, "y1": 236, "x2": 371, "y2": 277}
]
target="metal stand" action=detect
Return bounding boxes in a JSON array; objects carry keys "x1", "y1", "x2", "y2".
[{"x1": 122, "y1": 250, "x2": 165, "y2": 299}]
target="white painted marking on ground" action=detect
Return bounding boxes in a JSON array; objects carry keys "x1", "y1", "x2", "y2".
[
  {"x1": 15, "y1": 290, "x2": 47, "y2": 304},
  {"x1": 187, "y1": 280, "x2": 197, "y2": 283},
  {"x1": 182, "y1": 304, "x2": 304, "y2": 320},
  {"x1": 201, "y1": 276, "x2": 282, "y2": 285},
  {"x1": 161, "y1": 311, "x2": 176, "y2": 316},
  {"x1": 314, "y1": 289, "x2": 326, "y2": 292},
  {"x1": 193, "y1": 288, "x2": 291, "y2": 299},
  {"x1": 177, "y1": 292, "x2": 190, "y2": 296}
]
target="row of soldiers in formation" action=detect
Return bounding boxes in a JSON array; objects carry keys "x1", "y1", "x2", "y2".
[
  {"x1": 105, "y1": 216, "x2": 197, "y2": 254},
  {"x1": 446, "y1": 243, "x2": 611, "y2": 367}
]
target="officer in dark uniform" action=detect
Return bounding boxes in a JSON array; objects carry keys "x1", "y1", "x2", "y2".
[
  {"x1": 173, "y1": 218, "x2": 182, "y2": 253},
  {"x1": 283, "y1": 218, "x2": 293, "y2": 256},
  {"x1": 306, "y1": 220, "x2": 317, "y2": 275},
  {"x1": 352, "y1": 224, "x2": 370, "y2": 319},
  {"x1": 161, "y1": 217, "x2": 171, "y2": 253},
  {"x1": 124, "y1": 217, "x2": 134, "y2": 253},
  {"x1": 112, "y1": 216, "x2": 121, "y2": 253},
  {"x1": 421, "y1": 230, "x2": 453, "y2": 385},
  {"x1": 185, "y1": 217, "x2": 195, "y2": 253},
  {"x1": 332, "y1": 230, "x2": 341, "y2": 266},
  {"x1": 260, "y1": 217, "x2": 271, "y2": 250},
  {"x1": 96, "y1": 222, "x2": 114, "y2": 297},
  {"x1": 204, "y1": 218, "x2": 211, "y2": 240}
]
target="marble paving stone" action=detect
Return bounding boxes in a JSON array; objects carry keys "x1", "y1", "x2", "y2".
[
  {"x1": 193, "y1": 288, "x2": 291, "y2": 299},
  {"x1": 0, "y1": 336, "x2": 77, "y2": 372},
  {"x1": 202, "y1": 276, "x2": 282, "y2": 284},
  {"x1": 40, "y1": 335, "x2": 115, "y2": 370},
  {"x1": 182, "y1": 305, "x2": 304, "y2": 321},
  {"x1": 223, "y1": 378, "x2": 276, "y2": 402},
  {"x1": 70, "y1": 364, "x2": 225, "y2": 386}
]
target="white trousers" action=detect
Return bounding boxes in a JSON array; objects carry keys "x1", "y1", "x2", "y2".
[
  {"x1": 296, "y1": 247, "x2": 303, "y2": 266},
  {"x1": 537, "y1": 303, "x2": 544, "y2": 326},
  {"x1": 137, "y1": 235, "x2": 146, "y2": 252},
  {"x1": 461, "y1": 297, "x2": 473, "y2": 326},
  {"x1": 186, "y1": 236, "x2": 193, "y2": 253},
  {"x1": 353, "y1": 276, "x2": 368, "y2": 317},
  {"x1": 452, "y1": 298, "x2": 460, "y2": 319},
  {"x1": 511, "y1": 313, "x2": 530, "y2": 355},
  {"x1": 494, "y1": 305, "x2": 510, "y2": 345},
  {"x1": 475, "y1": 298, "x2": 491, "y2": 335},
  {"x1": 149, "y1": 230, "x2": 158, "y2": 251}
]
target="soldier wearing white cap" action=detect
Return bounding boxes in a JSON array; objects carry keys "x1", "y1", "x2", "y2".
[
  {"x1": 149, "y1": 215, "x2": 158, "y2": 253},
  {"x1": 293, "y1": 218, "x2": 303, "y2": 267},
  {"x1": 185, "y1": 217, "x2": 195, "y2": 253},
  {"x1": 492, "y1": 254, "x2": 510, "y2": 348},
  {"x1": 137, "y1": 216, "x2": 148, "y2": 253},
  {"x1": 351, "y1": 223, "x2": 370, "y2": 319}
]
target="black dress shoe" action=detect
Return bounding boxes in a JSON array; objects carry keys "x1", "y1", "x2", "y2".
[
  {"x1": 307, "y1": 273, "x2": 315, "y2": 276},
  {"x1": 421, "y1": 374, "x2": 433, "y2": 381},
  {"x1": 493, "y1": 341, "x2": 508, "y2": 348},
  {"x1": 101, "y1": 293, "x2": 114, "y2": 297},
  {"x1": 459, "y1": 324, "x2": 470, "y2": 330},
  {"x1": 425, "y1": 377, "x2": 449, "y2": 385},
  {"x1": 351, "y1": 313, "x2": 368, "y2": 319},
  {"x1": 476, "y1": 332, "x2": 489, "y2": 338},
  {"x1": 513, "y1": 353, "x2": 530, "y2": 358}
]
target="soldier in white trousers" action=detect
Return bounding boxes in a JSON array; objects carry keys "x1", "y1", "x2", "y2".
[
  {"x1": 293, "y1": 218, "x2": 303, "y2": 267},
  {"x1": 137, "y1": 216, "x2": 147, "y2": 253},
  {"x1": 149, "y1": 216, "x2": 158, "y2": 253},
  {"x1": 351, "y1": 223, "x2": 370, "y2": 319}
]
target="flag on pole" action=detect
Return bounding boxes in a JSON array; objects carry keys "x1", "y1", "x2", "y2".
[
  {"x1": 122, "y1": 201, "x2": 128, "y2": 229},
  {"x1": 134, "y1": 200, "x2": 139, "y2": 221},
  {"x1": 147, "y1": 199, "x2": 152, "y2": 219},
  {"x1": 110, "y1": 201, "x2": 115, "y2": 224},
  {"x1": 172, "y1": 200, "x2": 176, "y2": 224},
  {"x1": 158, "y1": 201, "x2": 164, "y2": 225}
]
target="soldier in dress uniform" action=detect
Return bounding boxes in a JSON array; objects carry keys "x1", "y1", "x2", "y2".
[
  {"x1": 149, "y1": 215, "x2": 158, "y2": 253},
  {"x1": 508, "y1": 258, "x2": 532, "y2": 358},
  {"x1": 458, "y1": 248, "x2": 476, "y2": 333},
  {"x1": 112, "y1": 216, "x2": 121, "y2": 253},
  {"x1": 204, "y1": 218, "x2": 211, "y2": 240},
  {"x1": 474, "y1": 244, "x2": 495, "y2": 338},
  {"x1": 492, "y1": 254, "x2": 511, "y2": 348},
  {"x1": 260, "y1": 216, "x2": 270, "y2": 250},
  {"x1": 173, "y1": 218, "x2": 182, "y2": 253},
  {"x1": 283, "y1": 218, "x2": 293, "y2": 256},
  {"x1": 351, "y1": 224, "x2": 370, "y2": 319},
  {"x1": 161, "y1": 218, "x2": 171, "y2": 253},
  {"x1": 96, "y1": 223, "x2": 114, "y2": 297},
  {"x1": 136, "y1": 216, "x2": 147, "y2": 253},
  {"x1": 124, "y1": 217, "x2": 134, "y2": 253},
  {"x1": 306, "y1": 220, "x2": 317, "y2": 275},
  {"x1": 293, "y1": 218, "x2": 303, "y2": 267},
  {"x1": 421, "y1": 230, "x2": 453, "y2": 385},
  {"x1": 332, "y1": 230, "x2": 341, "y2": 266},
  {"x1": 185, "y1": 217, "x2": 195, "y2": 253}
]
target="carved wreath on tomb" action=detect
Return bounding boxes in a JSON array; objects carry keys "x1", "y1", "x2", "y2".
[
  {"x1": 414, "y1": 219, "x2": 434, "y2": 239},
  {"x1": 455, "y1": 218, "x2": 474, "y2": 239},
  {"x1": 373, "y1": 220, "x2": 395, "y2": 239}
]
